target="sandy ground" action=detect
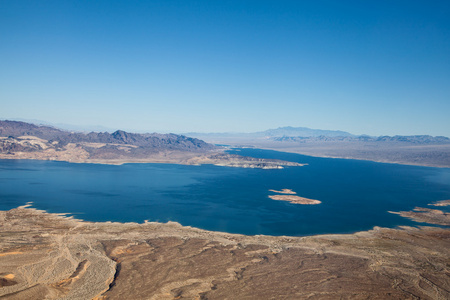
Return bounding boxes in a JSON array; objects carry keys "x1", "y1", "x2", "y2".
[{"x1": 0, "y1": 204, "x2": 449, "y2": 299}]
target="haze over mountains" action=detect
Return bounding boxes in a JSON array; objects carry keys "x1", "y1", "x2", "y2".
[
  {"x1": 186, "y1": 126, "x2": 450, "y2": 144},
  {"x1": 5, "y1": 119, "x2": 449, "y2": 142},
  {"x1": 4, "y1": 118, "x2": 118, "y2": 133},
  {"x1": 262, "y1": 126, "x2": 355, "y2": 137},
  {"x1": 185, "y1": 126, "x2": 355, "y2": 138}
]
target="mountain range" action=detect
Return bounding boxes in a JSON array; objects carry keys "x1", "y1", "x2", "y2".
[
  {"x1": 0, "y1": 120, "x2": 302, "y2": 169},
  {"x1": 0, "y1": 120, "x2": 215, "y2": 152},
  {"x1": 185, "y1": 126, "x2": 449, "y2": 144}
]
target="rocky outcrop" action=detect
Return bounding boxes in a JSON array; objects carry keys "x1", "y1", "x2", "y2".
[
  {"x1": 0, "y1": 120, "x2": 65, "y2": 140},
  {"x1": 0, "y1": 137, "x2": 44, "y2": 153},
  {"x1": 0, "y1": 120, "x2": 216, "y2": 153},
  {"x1": 390, "y1": 207, "x2": 450, "y2": 226}
]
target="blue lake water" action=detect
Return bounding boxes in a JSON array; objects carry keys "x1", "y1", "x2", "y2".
[{"x1": 1, "y1": 148, "x2": 449, "y2": 236}]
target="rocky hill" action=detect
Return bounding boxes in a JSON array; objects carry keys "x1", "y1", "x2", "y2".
[
  {"x1": 0, "y1": 120, "x2": 66, "y2": 140},
  {"x1": 0, "y1": 120, "x2": 215, "y2": 152},
  {"x1": 0, "y1": 120, "x2": 218, "y2": 163},
  {"x1": 0, "y1": 120, "x2": 302, "y2": 168}
]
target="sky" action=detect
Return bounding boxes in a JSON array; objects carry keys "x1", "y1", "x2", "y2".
[{"x1": 1, "y1": 0, "x2": 449, "y2": 136}]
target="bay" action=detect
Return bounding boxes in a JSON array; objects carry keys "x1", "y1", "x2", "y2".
[{"x1": 1, "y1": 148, "x2": 449, "y2": 236}]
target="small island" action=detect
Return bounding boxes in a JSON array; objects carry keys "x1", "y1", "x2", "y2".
[
  {"x1": 269, "y1": 195, "x2": 321, "y2": 205},
  {"x1": 429, "y1": 199, "x2": 450, "y2": 207},
  {"x1": 268, "y1": 189, "x2": 296, "y2": 194},
  {"x1": 269, "y1": 189, "x2": 321, "y2": 205}
]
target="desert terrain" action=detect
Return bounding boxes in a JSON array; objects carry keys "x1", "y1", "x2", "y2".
[
  {"x1": 0, "y1": 136, "x2": 301, "y2": 169},
  {"x1": 1, "y1": 121, "x2": 450, "y2": 299},
  {"x1": 0, "y1": 203, "x2": 449, "y2": 300},
  {"x1": 0, "y1": 121, "x2": 302, "y2": 169}
]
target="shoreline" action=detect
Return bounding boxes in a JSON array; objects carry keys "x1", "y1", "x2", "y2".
[
  {"x1": 1, "y1": 205, "x2": 449, "y2": 299},
  {"x1": 11, "y1": 199, "x2": 449, "y2": 237},
  {"x1": 0, "y1": 149, "x2": 304, "y2": 169},
  {"x1": 251, "y1": 146, "x2": 450, "y2": 169},
  {"x1": 1, "y1": 148, "x2": 448, "y2": 169},
  {"x1": 5, "y1": 199, "x2": 450, "y2": 237}
]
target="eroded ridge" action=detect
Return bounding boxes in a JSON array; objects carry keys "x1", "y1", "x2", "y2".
[{"x1": 0, "y1": 206, "x2": 449, "y2": 299}]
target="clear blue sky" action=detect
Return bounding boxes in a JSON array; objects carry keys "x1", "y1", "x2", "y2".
[{"x1": 1, "y1": 0, "x2": 449, "y2": 136}]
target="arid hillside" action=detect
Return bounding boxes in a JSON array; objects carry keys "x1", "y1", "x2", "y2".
[{"x1": 0, "y1": 120, "x2": 302, "y2": 169}]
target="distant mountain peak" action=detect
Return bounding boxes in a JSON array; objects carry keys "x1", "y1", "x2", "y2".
[{"x1": 260, "y1": 126, "x2": 354, "y2": 137}]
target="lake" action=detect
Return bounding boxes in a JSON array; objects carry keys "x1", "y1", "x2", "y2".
[{"x1": 1, "y1": 148, "x2": 449, "y2": 236}]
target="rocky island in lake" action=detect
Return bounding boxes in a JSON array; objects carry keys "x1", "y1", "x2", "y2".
[{"x1": 269, "y1": 189, "x2": 322, "y2": 205}]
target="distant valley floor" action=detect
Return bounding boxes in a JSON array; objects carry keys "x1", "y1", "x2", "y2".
[
  {"x1": 196, "y1": 137, "x2": 450, "y2": 168},
  {"x1": 261, "y1": 142, "x2": 450, "y2": 168}
]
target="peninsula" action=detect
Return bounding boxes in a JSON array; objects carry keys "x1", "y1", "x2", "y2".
[{"x1": 0, "y1": 121, "x2": 302, "y2": 169}]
